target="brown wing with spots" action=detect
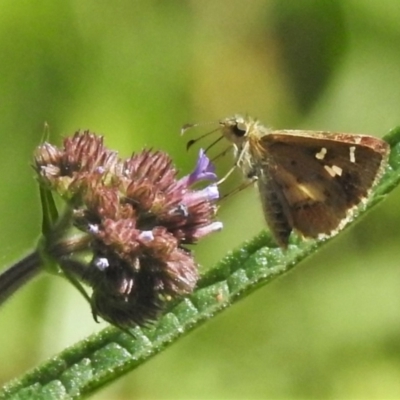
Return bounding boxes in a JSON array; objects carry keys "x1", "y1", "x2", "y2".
[{"x1": 255, "y1": 132, "x2": 388, "y2": 246}]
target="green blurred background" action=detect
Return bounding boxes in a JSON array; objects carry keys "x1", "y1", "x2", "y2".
[{"x1": 1, "y1": 1, "x2": 400, "y2": 399}]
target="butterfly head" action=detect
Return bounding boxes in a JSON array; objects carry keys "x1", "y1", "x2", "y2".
[
  {"x1": 219, "y1": 115, "x2": 268, "y2": 149},
  {"x1": 219, "y1": 115, "x2": 250, "y2": 146},
  {"x1": 183, "y1": 114, "x2": 253, "y2": 155}
]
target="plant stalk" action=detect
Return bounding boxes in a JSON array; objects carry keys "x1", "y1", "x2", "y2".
[{"x1": 0, "y1": 251, "x2": 42, "y2": 306}]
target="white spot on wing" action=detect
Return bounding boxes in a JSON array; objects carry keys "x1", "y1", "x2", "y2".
[
  {"x1": 324, "y1": 164, "x2": 343, "y2": 177},
  {"x1": 349, "y1": 146, "x2": 356, "y2": 163},
  {"x1": 332, "y1": 165, "x2": 343, "y2": 176},
  {"x1": 315, "y1": 147, "x2": 327, "y2": 160}
]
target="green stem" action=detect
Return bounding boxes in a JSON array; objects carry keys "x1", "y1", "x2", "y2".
[{"x1": 0, "y1": 251, "x2": 42, "y2": 306}]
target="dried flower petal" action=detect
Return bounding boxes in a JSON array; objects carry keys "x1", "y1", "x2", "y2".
[
  {"x1": 34, "y1": 131, "x2": 222, "y2": 328},
  {"x1": 34, "y1": 131, "x2": 119, "y2": 199}
]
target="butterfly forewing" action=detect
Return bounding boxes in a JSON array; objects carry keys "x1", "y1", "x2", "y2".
[{"x1": 255, "y1": 131, "x2": 389, "y2": 245}]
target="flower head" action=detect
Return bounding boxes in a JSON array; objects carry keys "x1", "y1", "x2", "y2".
[{"x1": 34, "y1": 132, "x2": 221, "y2": 328}]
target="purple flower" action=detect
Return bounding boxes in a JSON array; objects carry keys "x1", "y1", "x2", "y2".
[
  {"x1": 179, "y1": 149, "x2": 217, "y2": 188},
  {"x1": 188, "y1": 149, "x2": 217, "y2": 184}
]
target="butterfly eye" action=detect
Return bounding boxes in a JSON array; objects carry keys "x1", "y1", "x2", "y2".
[{"x1": 231, "y1": 123, "x2": 246, "y2": 138}]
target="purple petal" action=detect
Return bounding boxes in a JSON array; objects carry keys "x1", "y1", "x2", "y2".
[
  {"x1": 93, "y1": 257, "x2": 110, "y2": 270},
  {"x1": 192, "y1": 222, "x2": 224, "y2": 239},
  {"x1": 139, "y1": 230, "x2": 154, "y2": 241},
  {"x1": 199, "y1": 184, "x2": 219, "y2": 201},
  {"x1": 187, "y1": 149, "x2": 217, "y2": 185},
  {"x1": 88, "y1": 223, "x2": 100, "y2": 234},
  {"x1": 183, "y1": 184, "x2": 220, "y2": 204}
]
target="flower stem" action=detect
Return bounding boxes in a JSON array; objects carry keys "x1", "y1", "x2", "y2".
[{"x1": 0, "y1": 251, "x2": 42, "y2": 306}]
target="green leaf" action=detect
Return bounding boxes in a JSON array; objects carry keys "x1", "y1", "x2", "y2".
[
  {"x1": 34, "y1": 186, "x2": 61, "y2": 280},
  {"x1": 2, "y1": 127, "x2": 400, "y2": 400},
  {"x1": 39, "y1": 186, "x2": 59, "y2": 237}
]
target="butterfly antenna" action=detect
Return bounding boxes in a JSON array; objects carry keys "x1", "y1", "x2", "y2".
[
  {"x1": 181, "y1": 122, "x2": 220, "y2": 151},
  {"x1": 180, "y1": 123, "x2": 195, "y2": 135}
]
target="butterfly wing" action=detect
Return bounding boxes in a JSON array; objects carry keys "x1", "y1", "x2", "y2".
[{"x1": 256, "y1": 131, "x2": 389, "y2": 246}]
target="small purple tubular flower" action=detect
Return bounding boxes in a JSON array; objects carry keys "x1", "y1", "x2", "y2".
[
  {"x1": 33, "y1": 132, "x2": 222, "y2": 328},
  {"x1": 190, "y1": 221, "x2": 224, "y2": 240},
  {"x1": 183, "y1": 184, "x2": 220, "y2": 205},
  {"x1": 184, "y1": 149, "x2": 217, "y2": 186}
]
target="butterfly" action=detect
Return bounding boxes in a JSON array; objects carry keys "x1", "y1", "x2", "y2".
[{"x1": 215, "y1": 115, "x2": 390, "y2": 248}]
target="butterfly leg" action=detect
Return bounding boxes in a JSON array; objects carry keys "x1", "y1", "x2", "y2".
[
  {"x1": 216, "y1": 142, "x2": 250, "y2": 185},
  {"x1": 218, "y1": 177, "x2": 257, "y2": 203}
]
